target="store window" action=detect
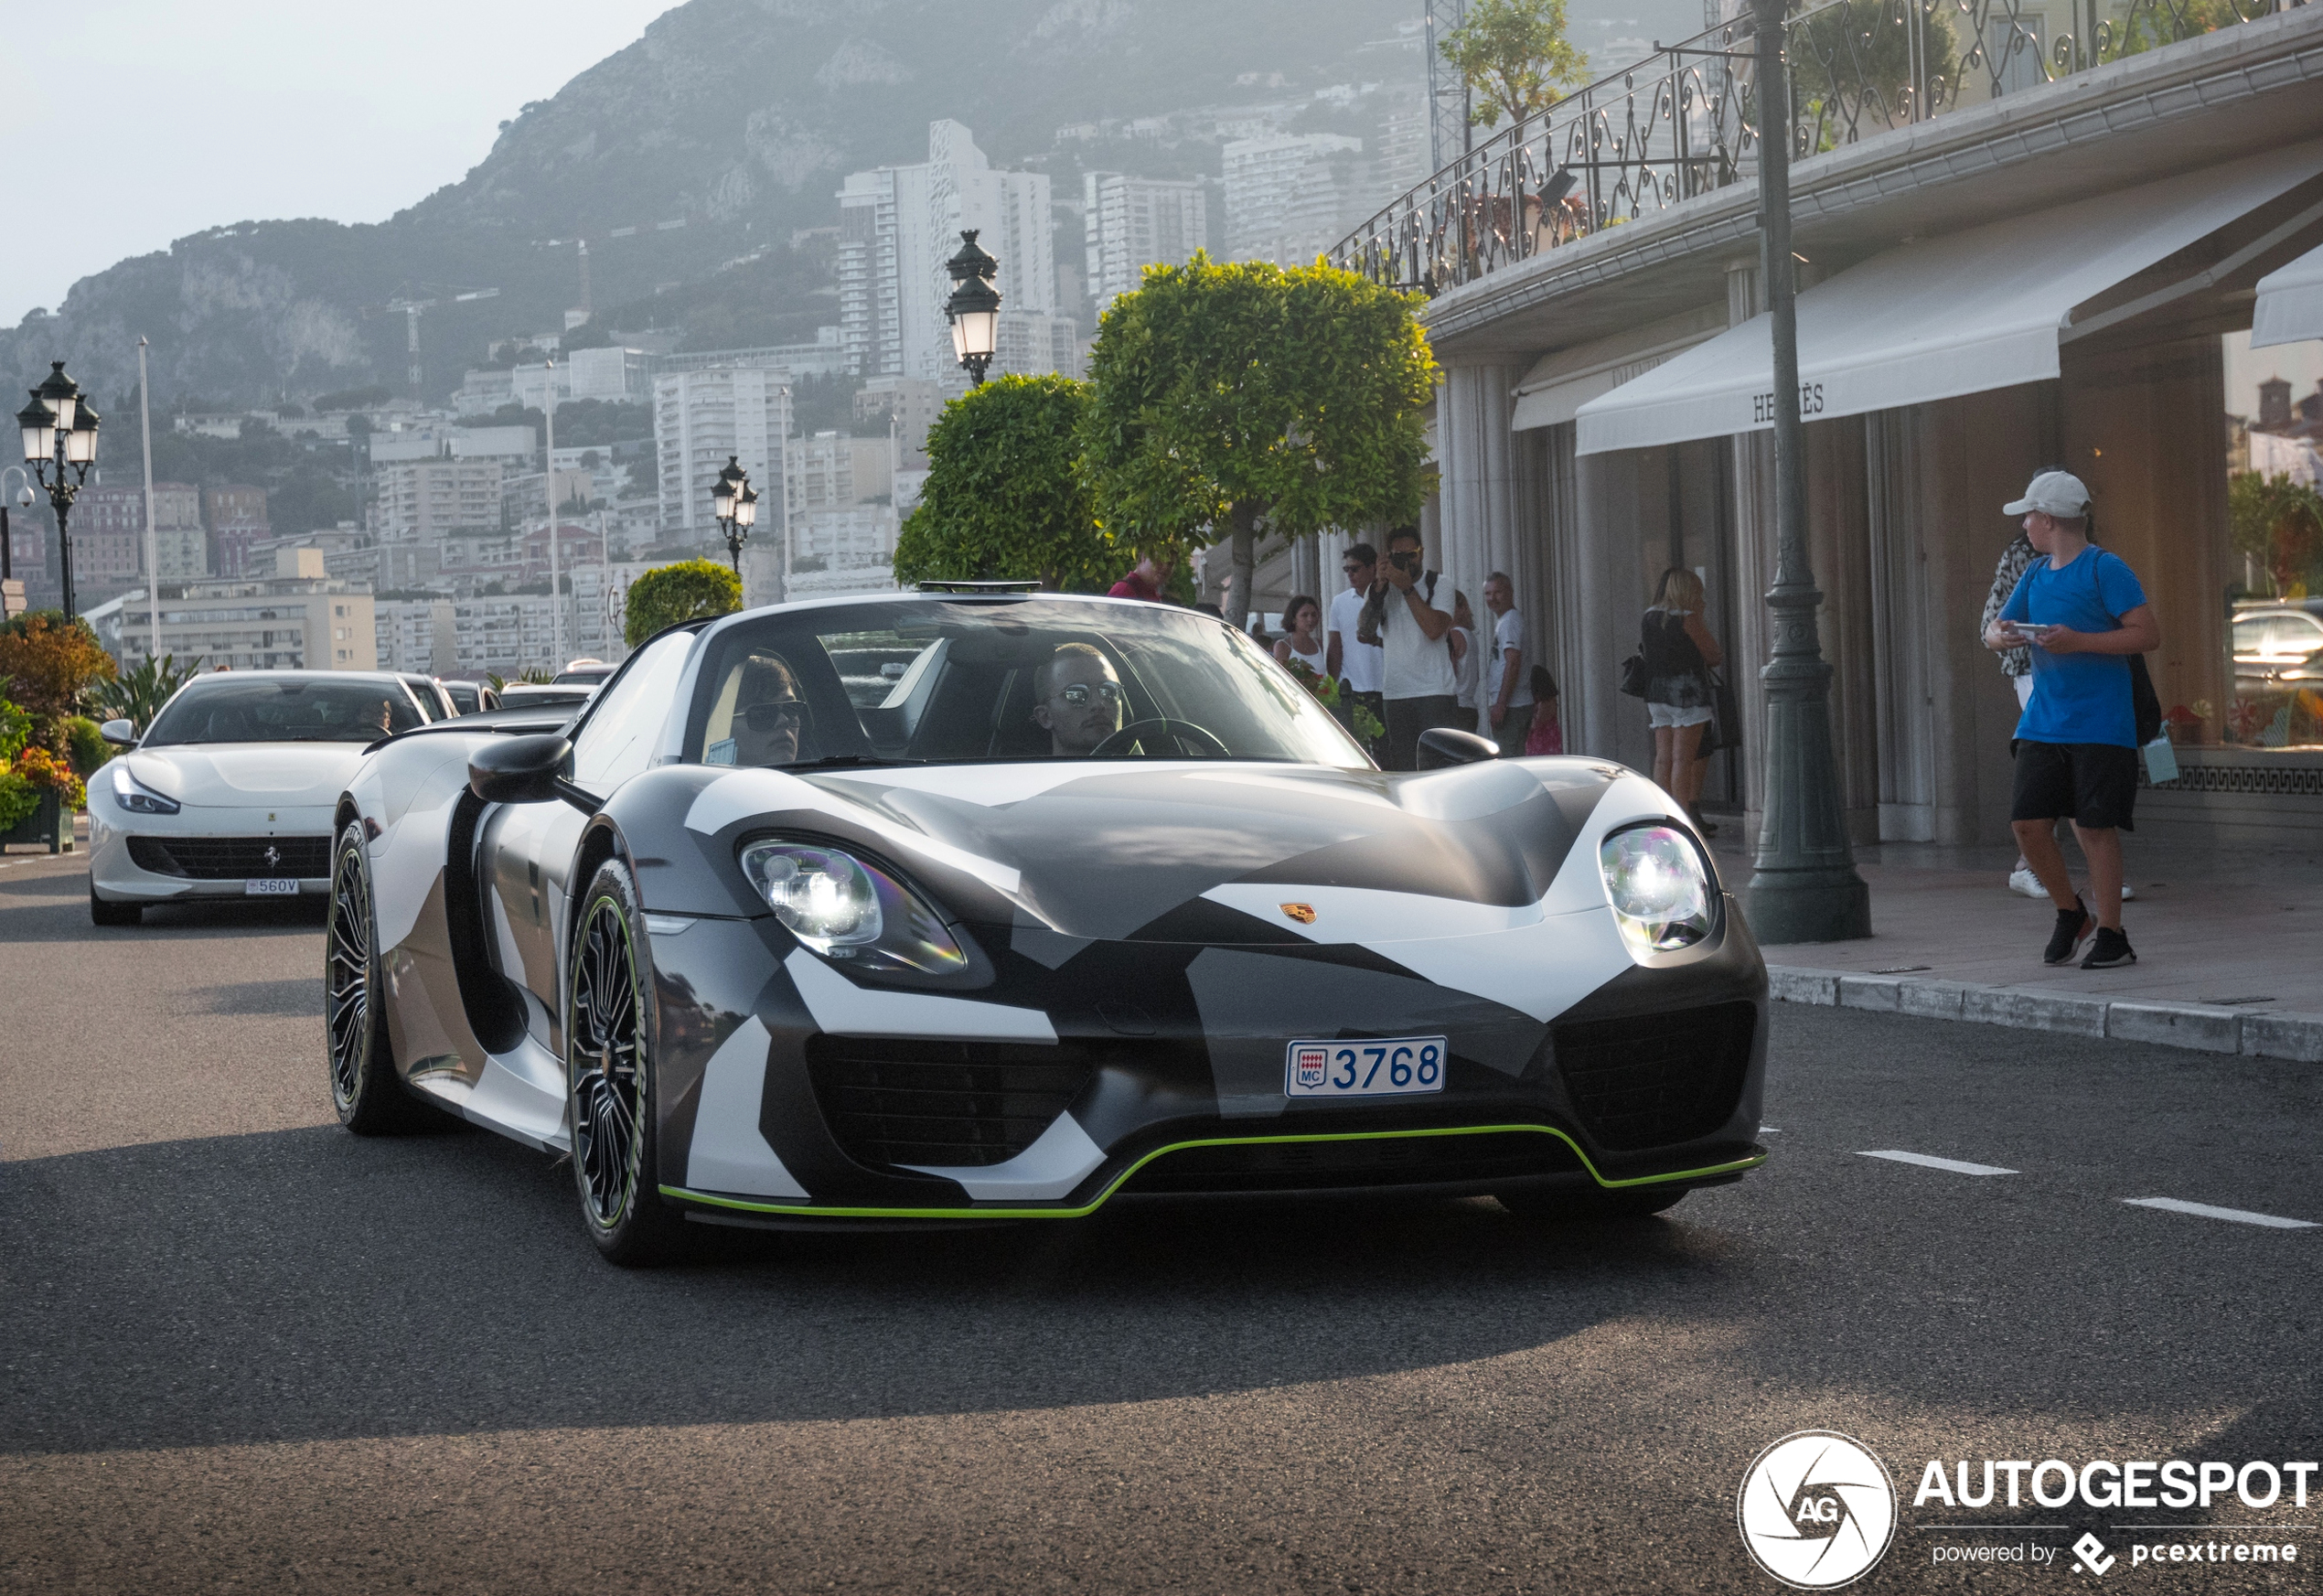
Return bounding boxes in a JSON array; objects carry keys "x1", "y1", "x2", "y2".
[{"x1": 2222, "y1": 330, "x2": 2323, "y2": 750}]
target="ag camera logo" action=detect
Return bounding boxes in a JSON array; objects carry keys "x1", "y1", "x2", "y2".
[{"x1": 1738, "y1": 1431, "x2": 1899, "y2": 1589}]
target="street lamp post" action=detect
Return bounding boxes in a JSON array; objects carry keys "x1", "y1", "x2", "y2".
[
  {"x1": 943, "y1": 230, "x2": 1001, "y2": 387},
  {"x1": 1741, "y1": 0, "x2": 1870, "y2": 943},
  {"x1": 17, "y1": 362, "x2": 100, "y2": 620},
  {"x1": 711, "y1": 455, "x2": 756, "y2": 580}
]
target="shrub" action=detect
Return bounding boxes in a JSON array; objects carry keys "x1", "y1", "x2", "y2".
[
  {"x1": 0, "y1": 611, "x2": 115, "y2": 738},
  {"x1": 624, "y1": 560, "x2": 741, "y2": 648},
  {"x1": 65, "y1": 716, "x2": 113, "y2": 779}
]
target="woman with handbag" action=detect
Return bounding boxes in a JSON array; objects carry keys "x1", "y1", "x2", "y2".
[{"x1": 1641, "y1": 567, "x2": 1723, "y2": 835}]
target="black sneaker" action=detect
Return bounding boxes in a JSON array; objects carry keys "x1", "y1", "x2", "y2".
[
  {"x1": 2043, "y1": 899, "x2": 2094, "y2": 965},
  {"x1": 2082, "y1": 927, "x2": 2136, "y2": 969}
]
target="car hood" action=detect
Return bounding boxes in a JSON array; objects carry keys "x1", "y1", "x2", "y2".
[
  {"x1": 674, "y1": 756, "x2": 1677, "y2": 946},
  {"x1": 124, "y1": 744, "x2": 366, "y2": 809}
]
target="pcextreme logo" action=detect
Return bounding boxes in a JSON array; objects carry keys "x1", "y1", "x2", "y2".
[{"x1": 1738, "y1": 1430, "x2": 1900, "y2": 1590}]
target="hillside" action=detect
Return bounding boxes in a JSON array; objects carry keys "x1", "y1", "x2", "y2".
[{"x1": 0, "y1": 0, "x2": 1424, "y2": 412}]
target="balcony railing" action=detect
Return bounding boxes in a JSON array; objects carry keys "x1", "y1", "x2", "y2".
[{"x1": 1333, "y1": 0, "x2": 2308, "y2": 296}]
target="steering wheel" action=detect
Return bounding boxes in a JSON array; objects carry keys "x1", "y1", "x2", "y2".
[{"x1": 1091, "y1": 718, "x2": 1229, "y2": 758}]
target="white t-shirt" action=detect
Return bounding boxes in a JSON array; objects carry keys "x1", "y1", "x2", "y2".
[
  {"x1": 1451, "y1": 625, "x2": 1479, "y2": 708},
  {"x1": 1328, "y1": 586, "x2": 1384, "y2": 694},
  {"x1": 1491, "y1": 606, "x2": 1533, "y2": 707},
  {"x1": 1379, "y1": 574, "x2": 1457, "y2": 701},
  {"x1": 1282, "y1": 634, "x2": 1326, "y2": 675}
]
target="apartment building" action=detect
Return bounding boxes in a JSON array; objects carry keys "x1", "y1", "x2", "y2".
[
  {"x1": 114, "y1": 549, "x2": 375, "y2": 673},
  {"x1": 652, "y1": 367, "x2": 791, "y2": 545},
  {"x1": 1083, "y1": 173, "x2": 1209, "y2": 307}
]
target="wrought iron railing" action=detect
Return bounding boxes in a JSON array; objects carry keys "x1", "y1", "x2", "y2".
[{"x1": 1333, "y1": 0, "x2": 2309, "y2": 295}]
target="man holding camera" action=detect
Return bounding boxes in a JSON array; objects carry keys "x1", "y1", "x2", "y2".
[{"x1": 1359, "y1": 527, "x2": 1461, "y2": 770}]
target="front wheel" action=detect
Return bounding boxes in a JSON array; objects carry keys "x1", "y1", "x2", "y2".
[
  {"x1": 327, "y1": 820, "x2": 430, "y2": 1133},
  {"x1": 567, "y1": 859, "x2": 687, "y2": 1267},
  {"x1": 1495, "y1": 1184, "x2": 1688, "y2": 1221},
  {"x1": 90, "y1": 884, "x2": 141, "y2": 927}
]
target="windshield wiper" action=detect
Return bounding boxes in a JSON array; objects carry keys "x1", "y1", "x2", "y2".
[{"x1": 778, "y1": 754, "x2": 920, "y2": 772}]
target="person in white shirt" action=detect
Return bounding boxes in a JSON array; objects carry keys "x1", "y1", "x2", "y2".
[
  {"x1": 1361, "y1": 527, "x2": 1460, "y2": 770},
  {"x1": 1481, "y1": 571, "x2": 1536, "y2": 757},
  {"x1": 1274, "y1": 594, "x2": 1328, "y2": 678},
  {"x1": 1326, "y1": 542, "x2": 1384, "y2": 757},
  {"x1": 1450, "y1": 591, "x2": 1480, "y2": 717}
]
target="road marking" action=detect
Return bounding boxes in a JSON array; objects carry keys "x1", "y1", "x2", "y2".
[
  {"x1": 1858, "y1": 1150, "x2": 2018, "y2": 1176},
  {"x1": 2122, "y1": 1197, "x2": 2317, "y2": 1230}
]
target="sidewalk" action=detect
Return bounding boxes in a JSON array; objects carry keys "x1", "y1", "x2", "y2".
[{"x1": 1706, "y1": 832, "x2": 2323, "y2": 1061}]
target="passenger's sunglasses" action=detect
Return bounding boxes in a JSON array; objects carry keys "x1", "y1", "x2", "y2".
[
  {"x1": 743, "y1": 700, "x2": 804, "y2": 732},
  {"x1": 1054, "y1": 682, "x2": 1126, "y2": 708}
]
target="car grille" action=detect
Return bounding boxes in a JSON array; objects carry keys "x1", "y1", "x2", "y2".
[
  {"x1": 1119, "y1": 1130, "x2": 1583, "y2": 1194},
  {"x1": 806, "y1": 1037, "x2": 1097, "y2": 1170},
  {"x1": 127, "y1": 835, "x2": 332, "y2": 880},
  {"x1": 1553, "y1": 1002, "x2": 1756, "y2": 1151}
]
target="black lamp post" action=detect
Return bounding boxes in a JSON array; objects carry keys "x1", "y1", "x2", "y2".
[
  {"x1": 712, "y1": 455, "x2": 756, "y2": 577},
  {"x1": 1740, "y1": 0, "x2": 1870, "y2": 943},
  {"x1": 17, "y1": 361, "x2": 99, "y2": 619},
  {"x1": 943, "y1": 230, "x2": 1001, "y2": 386}
]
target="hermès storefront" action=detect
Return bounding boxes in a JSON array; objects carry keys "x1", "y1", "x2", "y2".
[{"x1": 1337, "y1": 0, "x2": 2323, "y2": 847}]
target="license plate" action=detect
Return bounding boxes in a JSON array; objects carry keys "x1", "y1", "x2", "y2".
[
  {"x1": 1285, "y1": 1036, "x2": 1448, "y2": 1098},
  {"x1": 244, "y1": 877, "x2": 299, "y2": 896}
]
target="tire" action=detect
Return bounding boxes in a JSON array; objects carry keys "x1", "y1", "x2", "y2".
[
  {"x1": 326, "y1": 819, "x2": 430, "y2": 1134},
  {"x1": 90, "y1": 884, "x2": 141, "y2": 927},
  {"x1": 1496, "y1": 1184, "x2": 1689, "y2": 1221},
  {"x1": 567, "y1": 859, "x2": 688, "y2": 1267}
]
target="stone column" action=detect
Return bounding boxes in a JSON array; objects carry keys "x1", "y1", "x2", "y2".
[{"x1": 1439, "y1": 361, "x2": 1533, "y2": 732}]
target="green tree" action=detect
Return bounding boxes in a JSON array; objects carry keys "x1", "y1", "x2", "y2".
[
  {"x1": 894, "y1": 376, "x2": 1116, "y2": 593},
  {"x1": 1082, "y1": 255, "x2": 1437, "y2": 613},
  {"x1": 0, "y1": 612, "x2": 116, "y2": 746},
  {"x1": 624, "y1": 560, "x2": 741, "y2": 648},
  {"x1": 91, "y1": 653, "x2": 207, "y2": 734},
  {"x1": 1438, "y1": 0, "x2": 1590, "y2": 131},
  {"x1": 2230, "y1": 471, "x2": 2323, "y2": 595}
]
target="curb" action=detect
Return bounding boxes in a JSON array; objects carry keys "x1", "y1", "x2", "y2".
[{"x1": 1765, "y1": 966, "x2": 2323, "y2": 1063}]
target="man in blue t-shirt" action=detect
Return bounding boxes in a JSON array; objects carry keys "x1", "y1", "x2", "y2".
[{"x1": 1980, "y1": 471, "x2": 2159, "y2": 970}]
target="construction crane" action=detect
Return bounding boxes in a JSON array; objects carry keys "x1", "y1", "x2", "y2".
[
  {"x1": 1426, "y1": 0, "x2": 1472, "y2": 175},
  {"x1": 365, "y1": 284, "x2": 501, "y2": 397}
]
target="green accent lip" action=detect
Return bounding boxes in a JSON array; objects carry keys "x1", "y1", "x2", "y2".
[{"x1": 658, "y1": 1123, "x2": 1768, "y2": 1221}]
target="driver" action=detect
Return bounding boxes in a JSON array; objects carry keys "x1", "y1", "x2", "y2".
[
  {"x1": 1033, "y1": 642, "x2": 1125, "y2": 756},
  {"x1": 728, "y1": 655, "x2": 810, "y2": 766}
]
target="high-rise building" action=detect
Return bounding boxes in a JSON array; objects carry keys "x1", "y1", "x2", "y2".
[
  {"x1": 1083, "y1": 173, "x2": 1208, "y2": 308},
  {"x1": 203, "y1": 485, "x2": 270, "y2": 579},
  {"x1": 115, "y1": 550, "x2": 375, "y2": 674},
  {"x1": 652, "y1": 367, "x2": 792, "y2": 546},
  {"x1": 785, "y1": 433, "x2": 894, "y2": 520},
  {"x1": 837, "y1": 122, "x2": 1059, "y2": 383},
  {"x1": 72, "y1": 482, "x2": 208, "y2": 585},
  {"x1": 375, "y1": 596, "x2": 457, "y2": 676},
  {"x1": 1223, "y1": 133, "x2": 1366, "y2": 267},
  {"x1": 855, "y1": 378, "x2": 947, "y2": 470}
]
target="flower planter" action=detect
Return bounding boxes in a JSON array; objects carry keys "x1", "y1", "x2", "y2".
[{"x1": 0, "y1": 787, "x2": 72, "y2": 853}]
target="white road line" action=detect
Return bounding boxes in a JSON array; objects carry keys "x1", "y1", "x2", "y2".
[
  {"x1": 1858, "y1": 1150, "x2": 2018, "y2": 1176},
  {"x1": 2122, "y1": 1197, "x2": 2318, "y2": 1230}
]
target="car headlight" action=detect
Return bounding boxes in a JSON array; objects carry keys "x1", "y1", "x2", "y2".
[
  {"x1": 1598, "y1": 823, "x2": 1715, "y2": 955},
  {"x1": 739, "y1": 841, "x2": 969, "y2": 976},
  {"x1": 110, "y1": 764, "x2": 181, "y2": 816}
]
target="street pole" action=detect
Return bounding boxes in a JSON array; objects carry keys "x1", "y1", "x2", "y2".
[
  {"x1": 1741, "y1": 0, "x2": 1871, "y2": 944},
  {"x1": 544, "y1": 361, "x2": 563, "y2": 670},
  {"x1": 138, "y1": 337, "x2": 160, "y2": 662}
]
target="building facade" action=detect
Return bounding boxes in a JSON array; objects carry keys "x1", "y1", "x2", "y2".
[
  {"x1": 114, "y1": 550, "x2": 376, "y2": 674},
  {"x1": 1083, "y1": 173, "x2": 1208, "y2": 307},
  {"x1": 652, "y1": 367, "x2": 792, "y2": 546},
  {"x1": 1225, "y1": 133, "x2": 1365, "y2": 267}
]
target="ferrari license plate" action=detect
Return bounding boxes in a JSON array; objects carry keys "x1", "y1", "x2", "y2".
[
  {"x1": 244, "y1": 877, "x2": 299, "y2": 896},
  {"x1": 1284, "y1": 1036, "x2": 1448, "y2": 1098}
]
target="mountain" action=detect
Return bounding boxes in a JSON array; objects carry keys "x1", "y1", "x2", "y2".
[{"x1": 0, "y1": 0, "x2": 1424, "y2": 412}]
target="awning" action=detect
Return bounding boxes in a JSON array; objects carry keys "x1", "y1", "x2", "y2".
[
  {"x1": 1510, "y1": 304, "x2": 1727, "y2": 432},
  {"x1": 1575, "y1": 142, "x2": 2323, "y2": 455},
  {"x1": 2253, "y1": 240, "x2": 2323, "y2": 348}
]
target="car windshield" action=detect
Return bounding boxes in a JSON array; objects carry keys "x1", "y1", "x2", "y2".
[
  {"x1": 143, "y1": 678, "x2": 423, "y2": 745},
  {"x1": 681, "y1": 597, "x2": 1367, "y2": 769}
]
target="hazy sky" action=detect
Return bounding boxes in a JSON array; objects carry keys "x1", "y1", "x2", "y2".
[{"x1": 0, "y1": 0, "x2": 676, "y2": 327}]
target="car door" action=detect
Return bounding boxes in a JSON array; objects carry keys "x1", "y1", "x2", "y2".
[{"x1": 480, "y1": 631, "x2": 698, "y2": 1052}]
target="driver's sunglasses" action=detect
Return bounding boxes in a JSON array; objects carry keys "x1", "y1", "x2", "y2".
[
  {"x1": 1342, "y1": 562, "x2": 1369, "y2": 575},
  {"x1": 1054, "y1": 682, "x2": 1126, "y2": 708},
  {"x1": 743, "y1": 699, "x2": 804, "y2": 732}
]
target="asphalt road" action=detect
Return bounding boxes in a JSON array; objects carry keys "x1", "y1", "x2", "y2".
[{"x1": 2, "y1": 848, "x2": 2318, "y2": 1594}]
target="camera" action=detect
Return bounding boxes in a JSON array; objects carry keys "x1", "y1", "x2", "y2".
[{"x1": 1389, "y1": 552, "x2": 1420, "y2": 573}]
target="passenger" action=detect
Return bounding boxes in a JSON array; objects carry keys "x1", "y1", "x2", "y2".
[
  {"x1": 723, "y1": 656, "x2": 810, "y2": 766},
  {"x1": 1033, "y1": 641, "x2": 1126, "y2": 756}
]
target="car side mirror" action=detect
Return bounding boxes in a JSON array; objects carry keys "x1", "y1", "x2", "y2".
[
  {"x1": 468, "y1": 734, "x2": 573, "y2": 804},
  {"x1": 1416, "y1": 728, "x2": 1500, "y2": 770},
  {"x1": 99, "y1": 718, "x2": 138, "y2": 747}
]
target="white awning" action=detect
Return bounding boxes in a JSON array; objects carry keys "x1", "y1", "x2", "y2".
[
  {"x1": 1575, "y1": 142, "x2": 2323, "y2": 456},
  {"x1": 1510, "y1": 304, "x2": 1727, "y2": 432},
  {"x1": 2253, "y1": 241, "x2": 2323, "y2": 348}
]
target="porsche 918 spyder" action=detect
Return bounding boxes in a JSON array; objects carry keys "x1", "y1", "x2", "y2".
[{"x1": 327, "y1": 589, "x2": 1768, "y2": 1263}]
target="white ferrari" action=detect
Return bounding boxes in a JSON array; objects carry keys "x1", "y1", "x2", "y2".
[{"x1": 87, "y1": 671, "x2": 432, "y2": 927}]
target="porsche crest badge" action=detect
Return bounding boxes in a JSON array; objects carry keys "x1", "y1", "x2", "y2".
[{"x1": 1280, "y1": 903, "x2": 1317, "y2": 925}]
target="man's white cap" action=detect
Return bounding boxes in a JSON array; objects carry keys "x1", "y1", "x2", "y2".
[{"x1": 2004, "y1": 470, "x2": 2092, "y2": 519}]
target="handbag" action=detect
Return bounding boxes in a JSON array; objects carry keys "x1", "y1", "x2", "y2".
[
  {"x1": 1698, "y1": 668, "x2": 1739, "y2": 753},
  {"x1": 1619, "y1": 653, "x2": 1649, "y2": 699}
]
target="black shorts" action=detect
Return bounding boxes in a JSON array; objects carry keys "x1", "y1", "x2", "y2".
[{"x1": 2011, "y1": 740, "x2": 2137, "y2": 830}]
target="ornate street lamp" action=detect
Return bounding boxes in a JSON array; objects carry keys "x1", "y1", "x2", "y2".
[
  {"x1": 18, "y1": 361, "x2": 98, "y2": 618},
  {"x1": 712, "y1": 455, "x2": 755, "y2": 576},
  {"x1": 1740, "y1": 0, "x2": 1870, "y2": 943},
  {"x1": 943, "y1": 230, "x2": 1001, "y2": 386}
]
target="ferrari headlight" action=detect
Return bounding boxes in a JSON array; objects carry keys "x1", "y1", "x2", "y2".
[
  {"x1": 739, "y1": 841, "x2": 969, "y2": 975},
  {"x1": 110, "y1": 764, "x2": 180, "y2": 816},
  {"x1": 1598, "y1": 823, "x2": 1715, "y2": 955}
]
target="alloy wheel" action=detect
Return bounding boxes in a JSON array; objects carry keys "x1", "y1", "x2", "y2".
[
  {"x1": 326, "y1": 843, "x2": 372, "y2": 1110},
  {"x1": 570, "y1": 895, "x2": 648, "y2": 1228}
]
